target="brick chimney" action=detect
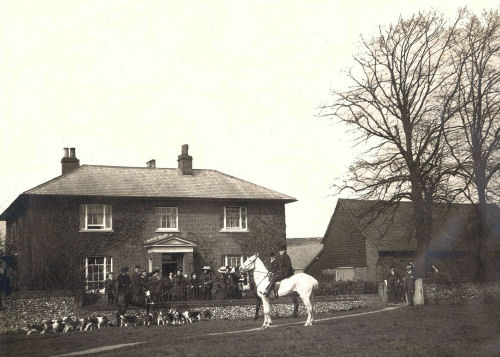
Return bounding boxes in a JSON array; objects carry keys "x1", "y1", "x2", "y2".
[
  {"x1": 146, "y1": 159, "x2": 156, "y2": 168},
  {"x1": 61, "y1": 147, "x2": 80, "y2": 175},
  {"x1": 177, "y1": 144, "x2": 193, "y2": 175}
]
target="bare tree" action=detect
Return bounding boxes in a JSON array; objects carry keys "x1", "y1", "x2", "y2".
[
  {"x1": 446, "y1": 9, "x2": 500, "y2": 281},
  {"x1": 324, "y1": 11, "x2": 464, "y2": 277}
]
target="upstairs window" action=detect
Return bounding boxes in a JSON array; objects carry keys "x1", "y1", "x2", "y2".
[
  {"x1": 156, "y1": 207, "x2": 178, "y2": 231},
  {"x1": 224, "y1": 206, "x2": 247, "y2": 231},
  {"x1": 80, "y1": 204, "x2": 112, "y2": 231}
]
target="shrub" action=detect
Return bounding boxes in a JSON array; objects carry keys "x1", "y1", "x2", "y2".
[
  {"x1": 82, "y1": 292, "x2": 101, "y2": 306},
  {"x1": 317, "y1": 280, "x2": 378, "y2": 296}
]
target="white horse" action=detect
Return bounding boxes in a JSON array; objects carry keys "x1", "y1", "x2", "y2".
[{"x1": 241, "y1": 253, "x2": 319, "y2": 327}]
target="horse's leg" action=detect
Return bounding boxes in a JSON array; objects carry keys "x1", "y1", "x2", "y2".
[
  {"x1": 300, "y1": 294, "x2": 313, "y2": 326},
  {"x1": 261, "y1": 296, "x2": 271, "y2": 328},
  {"x1": 309, "y1": 292, "x2": 315, "y2": 324},
  {"x1": 255, "y1": 296, "x2": 262, "y2": 320},
  {"x1": 291, "y1": 293, "x2": 299, "y2": 318}
]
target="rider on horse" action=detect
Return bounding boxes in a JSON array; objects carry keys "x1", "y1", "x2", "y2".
[{"x1": 263, "y1": 244, "x2": 293, "y2": 297}]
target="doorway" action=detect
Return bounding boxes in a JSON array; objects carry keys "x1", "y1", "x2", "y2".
[{"x1": 162, "y1": 253, "x2": 183, "y2": 277}]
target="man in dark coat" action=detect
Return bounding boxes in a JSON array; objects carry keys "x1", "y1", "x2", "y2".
[
  {"x1": 130, "y1": 265, "x2": 144, "y2": 306},
  {"x1": 403, "y1": 265, "x2": 416, "y2": 305},
  {"x1": 116, "y1": 267, "x2": 132, "y2": 322},
  {"x1": 201, "y1": 266, "x2": 213, "y2": 300},
  {"x1": 263, "y1": 245, "x2": 293, "y2": 297},
  {"x1": 386, "y1": 266, "x2": 402, "y2": 303}
]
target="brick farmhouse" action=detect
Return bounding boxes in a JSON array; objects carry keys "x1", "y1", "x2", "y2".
[
  {"x1": 307, "y1": 199, "x2": 500, "y2": 282},
  {"x1": 0, "y1": 145, "x2": 296, "y2": 291}
]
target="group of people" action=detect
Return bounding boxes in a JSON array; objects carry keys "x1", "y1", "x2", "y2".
[{"x1": 385, "y1": 260, "x2": 416, "y2": 304}]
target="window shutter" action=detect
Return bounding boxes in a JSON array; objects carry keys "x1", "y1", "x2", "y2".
[
  {"x1": 79, "y1": 205, "x2": 86, "y2": 230},
  {"x1": 220, "y1": 208, "x2": 225, "y2": 229},
  {"x1": 105, "y1": 205, "x2": 112, "y2": 229}
]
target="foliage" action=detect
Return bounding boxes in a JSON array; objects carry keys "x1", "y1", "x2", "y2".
[{"x1": 316, "y1": 279, "x2": 378, "y2": 296}]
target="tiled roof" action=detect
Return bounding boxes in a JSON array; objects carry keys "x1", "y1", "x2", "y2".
[
  {"x1": 334, "y1": 199, "x2": 500, "y2": 251},
  {"x1": 287, "y1": 240, "x2": 323, "y2": 270},
  {"x1": 23, "y1": 165, "x2": 296, "y2": 201}
]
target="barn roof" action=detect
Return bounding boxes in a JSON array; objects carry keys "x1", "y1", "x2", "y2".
[
  {"x1": 287, "y1": 238, "x2": 323, "y2": 270},
  {"x1": 330, "y1": 199, "x2": 500, "y2": 251}
]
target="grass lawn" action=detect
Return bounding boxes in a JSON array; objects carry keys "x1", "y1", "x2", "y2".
[{"x1": 1, "y1": 300, "x2": 499, "y2": 357}]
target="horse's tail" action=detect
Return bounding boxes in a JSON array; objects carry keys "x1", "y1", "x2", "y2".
[{"x1": 311, "y1": 276, "x2": 319, "y2": 291}]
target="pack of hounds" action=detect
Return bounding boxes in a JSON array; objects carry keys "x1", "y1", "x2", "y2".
[{"x1": 22, "y1": 308, "x2": 213, "y2": 335}]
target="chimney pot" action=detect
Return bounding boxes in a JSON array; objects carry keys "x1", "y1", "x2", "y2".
[
  {"x1": 61, "y1": 147, "x2": 80, "y2": 175},
  {"x1": 146, "y1": 159, "x2": 156, "y2": 169},
  {"x1": 182, "y1": 144, "x2": 189, "y2": 155}
]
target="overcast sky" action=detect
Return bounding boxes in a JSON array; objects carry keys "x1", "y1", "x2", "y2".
[{"x1": 0, "y1": 0, "x2": 497, "y2": 238}]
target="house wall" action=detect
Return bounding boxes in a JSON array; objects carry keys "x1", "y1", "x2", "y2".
[
  {"x1": 307, "y1": 202, "x2": 367, "y2": 278},
  {"x1": 5, "y1": 195, "x2": 287, "y2": 290}
]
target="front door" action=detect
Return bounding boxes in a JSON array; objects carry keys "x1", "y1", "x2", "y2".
[{"x1": 162, "y1": 253, "x2": 183, "y2": 277}]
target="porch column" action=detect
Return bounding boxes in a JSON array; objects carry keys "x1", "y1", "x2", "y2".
[{"x1": 183, "y1": 252, "x2": 194, "y2": 275}]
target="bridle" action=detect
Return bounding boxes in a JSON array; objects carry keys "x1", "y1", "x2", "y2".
[{"x1": 241, "y1": 254, "x2": 271, "y2": 291}]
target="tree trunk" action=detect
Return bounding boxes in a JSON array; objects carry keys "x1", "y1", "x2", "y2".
[{"x1": 412, "y1": 194, "x2": 431, "y2": 278}]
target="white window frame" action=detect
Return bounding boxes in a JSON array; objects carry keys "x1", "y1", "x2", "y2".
[
  {"x1": 155, "y1": 207, "x2": 179, "y2": 232},
  {"x1": 223, "y1": 254, "x2": 246, "y2": 268},
  {"x1": 222, "y1": 206, "x2": 248, "y2": 231},
  {"x1": 81, "y1": 204, "x2": 113, "y2": 231},
  {"x1": 85, "y1": 256, "x2": 113, "y2": 292}
]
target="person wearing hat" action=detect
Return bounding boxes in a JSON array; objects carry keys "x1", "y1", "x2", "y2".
[
  {"x1": 386, "y1": 266, "x2": 402, "y2": 303},
  {"x1": 116, "y1": 267, "x2": 132, "y2": 322},
  {"x1": 213, "y1": 266, "x2": 228, "y2": 300},
  {"x1": 130, "y1": 264, "x2": 145, "y2": 306},
  {"x1": 263, "y1": 244, "x2": 293, "y2": 297},
  {"x1": 173, "y1": 268, "x2": 185, "y2": 300},
  {"x1": 201, "y1": 266, "x2": 213, "y2": 300},
  {"x1": 403, "y1": 264, "x2": 416, "y2": 305}
]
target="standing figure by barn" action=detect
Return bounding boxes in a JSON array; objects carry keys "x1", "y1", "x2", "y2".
[
  {"x1": 386, "y1": 266, "x2": 402, "y2": 303},
  {"x1": 403, "y1": 265, "x2": 415, "y2": 305}
]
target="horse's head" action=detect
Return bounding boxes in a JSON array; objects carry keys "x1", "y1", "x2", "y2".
[{"x1": 240, "y1": 253, "x2": 259, "y2": 272}]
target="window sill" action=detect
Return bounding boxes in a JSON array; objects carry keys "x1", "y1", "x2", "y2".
[
  {"x1": 219, "y1": 229, "x2": 249, "y2": 233},
  {"x1": 79, "y1": 229, "x2": 114, "y2": 233},
  {"x1": 155, "y1": 229, "x2": 180, "y2": 233}
]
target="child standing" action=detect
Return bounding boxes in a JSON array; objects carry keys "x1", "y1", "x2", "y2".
[{"x1": 105, "y1": 273, "x2": 116, "y2": 304}]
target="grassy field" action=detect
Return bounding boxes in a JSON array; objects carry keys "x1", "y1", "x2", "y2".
[{"x1": 1, "y1": 300, "x2": 499, "y2": 357}]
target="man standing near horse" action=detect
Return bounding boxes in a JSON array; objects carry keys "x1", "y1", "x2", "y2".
[
  {"x1": 130, "y1": 265, "x2": 145, "y2": 306},
  {"x1": 263, "y1": 244, "x2": 293, "y2": 297}
]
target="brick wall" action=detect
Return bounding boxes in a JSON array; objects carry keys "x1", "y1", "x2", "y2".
[{"x1": 6, "y1": 195, "x2": 287, "y2": 290}]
